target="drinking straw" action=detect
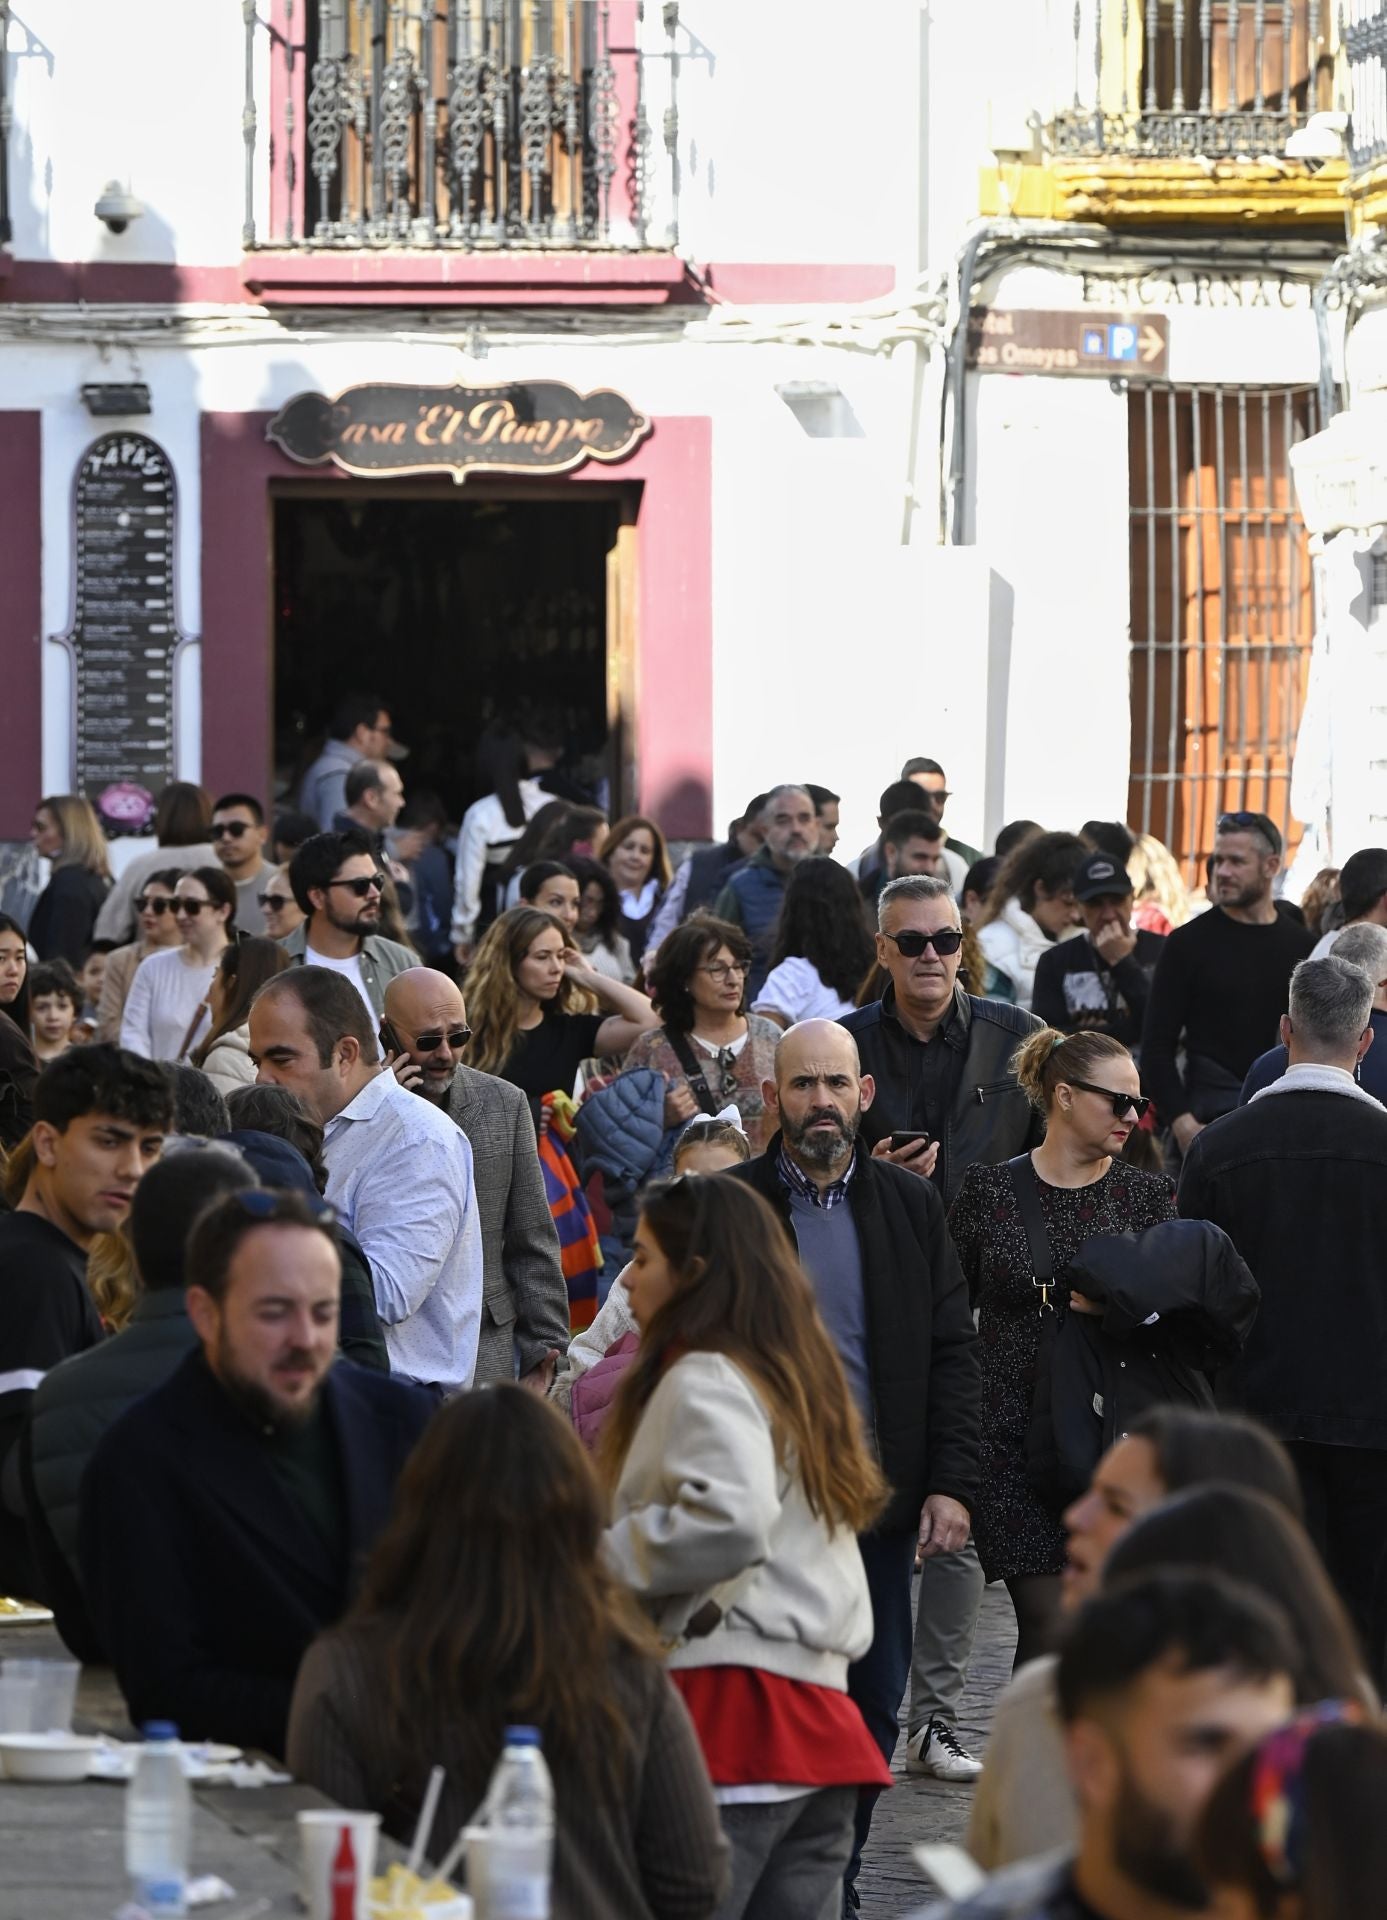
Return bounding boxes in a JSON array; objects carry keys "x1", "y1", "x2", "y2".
[
  {"x1": 431, "y1": 1823, "x2": 473, "y2": 1889},
  {"x1": 406, "y1": 1764, "x2": 447, "y2": 1880}
]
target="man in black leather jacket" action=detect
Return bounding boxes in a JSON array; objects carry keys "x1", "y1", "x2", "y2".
[{"x1": 841, "y1": 872, "x2": 1043, "y2": 1795}]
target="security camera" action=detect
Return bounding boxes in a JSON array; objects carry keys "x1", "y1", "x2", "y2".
[
  {"x1": 95, "y1": 181, "x2": 143, "y2": 234},
  {"x1": 1285, "y1": 111, "x2": 1349, "y2": 170}
]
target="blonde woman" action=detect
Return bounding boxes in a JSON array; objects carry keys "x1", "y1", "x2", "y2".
[
  {"x1": 464, "y1": 905, "x2": 656, "y2": 1115},
  {"x1": 29, "y1": 795, "x2": 111, "y2": 966},
  {"x1": 1128, "y1": 833, "x2": 1192, "y2": 935}
]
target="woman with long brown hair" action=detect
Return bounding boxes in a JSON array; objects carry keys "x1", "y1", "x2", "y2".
[
  {"x1": 287, "y1": 1385, "x2": 727, "y2": 1920},
  {"x1": 190, "y1": 936, "x2": 294, "y2": 1096},
  {"x1": 601, "y1": 1177, "x2": 890, "y2": 1920},
  {"x1": 601, "y1": 814, "x2": 673, "y2": 969}
]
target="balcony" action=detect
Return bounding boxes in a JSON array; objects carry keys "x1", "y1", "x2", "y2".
[
  {"x1": 990, "y1": 1, "x2": 1348, "y2": 226},
  {"x1": 241, "y1": 1, "x2": 684, "y2": 301},
  {"x1": 1345, "y1": 1, "x2": 1387, "y2": 219}
]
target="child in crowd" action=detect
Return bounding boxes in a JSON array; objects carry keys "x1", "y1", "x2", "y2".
[
  {"x1": 28, "y1": 961, "x2": 82, "y2": 1062},
  {"x1": 75, "y1": 944, "x2": 111, "y2": 1038},
  {"x1": 554, "y1": 1114, "x2": 750, "y2": 1443}
]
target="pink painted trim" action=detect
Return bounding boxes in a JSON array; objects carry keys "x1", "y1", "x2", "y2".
[
  {"x1": 268, "y1": 0, "x2": 307, "y2": 244},
  {"x1": 0, "y1": 414, "x2": 43, "y2": 838},
  {"x1": 706, "y1": 262, "x2": 897, "y2": 304},
  {"x1": 242, "y1": 248, "x2": 689, "y2": 294},
  {"x1": 199, "y1": 410, "x2": 712, "y2": 837},
  {"x1": 2, "y1": 260, "x2": 250, "y2": 303}
]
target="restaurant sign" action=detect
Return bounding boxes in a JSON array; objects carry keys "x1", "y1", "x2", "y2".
[{"x1": 266, "y1": 379, "x2": 651, "y2": 482}]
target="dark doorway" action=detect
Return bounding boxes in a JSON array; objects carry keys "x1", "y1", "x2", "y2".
[{"x1": 273, "y1": 491, "x2": 621, "y2": 817}]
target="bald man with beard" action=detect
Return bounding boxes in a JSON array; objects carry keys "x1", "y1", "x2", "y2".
[
  {"x1": 381, "y1": 968, "x2": 569, "y2": 1388},
  {"x1": 725, "y1": 1019, "x2": 980, "y2": 1907}
]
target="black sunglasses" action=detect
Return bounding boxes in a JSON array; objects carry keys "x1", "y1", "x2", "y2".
[
  {"x1": 327, "y1": 873, "x2": 386, "y2": 898},
  {"x1": 257, "y1": 892, "x2": 293, "y2": 911},
  {"x1": 210, "y1": 821, "x2": 253, "y2": 840},
  {"x1": 881, "y1": 927, "x2": 964, "y2": 958},
  {"x1": 173, "y1": 898, "x2": 215, "y2": 917},
  {"x1": 1216, "y1": 811, "x2": 1281, "y2": 853},
  {"x1": 135, "y1": 894, "x2": 174, "y2": 916},
  {"x1": 411, "y1": 1027, "x2": 471, "y2": 1052},
  {"x1": 1067, "y1": 1077, "x2": 1151, "y2": 1123}
]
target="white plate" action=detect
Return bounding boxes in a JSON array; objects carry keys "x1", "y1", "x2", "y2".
[
  {"x1": 86, "y1": 1739, "x2": 244, "y2": 1782},
  {"x1": 0, "y1": 1733, "x2": 102, "y2": 1783},
  {"x1": 0, "y1": 1602, "x2": 54, "y2": 1628}
]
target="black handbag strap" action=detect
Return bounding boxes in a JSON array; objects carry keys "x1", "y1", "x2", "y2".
[
  {"x1": 668, "y1": 1029, "x2": 721, "y2": 1118},
  {"x1": 1007, "y1": 1153, "x2": 1054, "y2": 1291}
]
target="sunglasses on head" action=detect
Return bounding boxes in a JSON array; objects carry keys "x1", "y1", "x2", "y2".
[
  {"x1": 881, "y1": 927, "x2": 964, "y2": 958},
  {"x1": 135, "y1": 894, "x2": 175, "y2": 916},
  {"x1": 258, "y1": 892, "x2": 293, "y2": 912},
  {"x1": 327, "y1": 873, "x2": 386, "y2": 898},
  {"x1": 1066, "y1": 1077, "x2": 1151, "y2": 1123},
  {"x1": 228, "y1": 1188, "x2": 337, "y2": 1226},
  {"x1": 210, "y1": 821, "x2": 253, "y2": 840}
]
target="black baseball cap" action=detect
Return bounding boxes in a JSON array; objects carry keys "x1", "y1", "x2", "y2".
[{"x1": 1073, "y1": 851, "x2": 1134, "y2": 903}]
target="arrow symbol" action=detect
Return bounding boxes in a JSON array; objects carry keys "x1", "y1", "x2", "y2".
[{"x1": 1140, "y1": 325, "x2": 1164, "y2": 364}]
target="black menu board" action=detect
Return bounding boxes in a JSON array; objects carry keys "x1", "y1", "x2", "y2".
[{"x1": 59, "y1": 433, "x2": 185, "y2": 821}]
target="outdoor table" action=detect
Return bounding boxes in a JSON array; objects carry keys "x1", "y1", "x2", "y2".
[{"x1": 0, "y1": 1621, "x2": 404, "y2": 1920}]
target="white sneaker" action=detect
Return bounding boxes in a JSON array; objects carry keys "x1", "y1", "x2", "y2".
[{"x1": 906, "y1": 1717, "x2": 983, "y2": 1781}]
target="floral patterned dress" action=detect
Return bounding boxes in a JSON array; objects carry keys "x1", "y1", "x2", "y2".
[
  {"x1": 621, "y1": 1016, "x2": 781, "y2": 1154},
  {"x1": 948, "y1": 1156, "x2": 1175, "y2": 1582}
]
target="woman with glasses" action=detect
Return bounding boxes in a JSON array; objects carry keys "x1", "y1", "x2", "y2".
[
  {"x1": 622, "y1": 916, "x2": 780, "y2": 1152},
  {"x1": 95, "y1": 869, "x2": 184, "y2": 1042},
  {"x1": 27, "y1": 794, "x2": 111, "y2": 967},
  {"x1": 947, "y1": 1026, "x2": 1174, "y2": 1671},
  {"x1": 976, "y1": 830, "x2": 1088, "y2": 1011},
  {"x1": 190, "y1": 936, "x2": 294, "y2": 1097},
  {"x1": 256, "y1": 865, "x2": 305, "y2": 942},
  {"x1": 119, "y1": 868, "x2": 236, "y2": 1062}
]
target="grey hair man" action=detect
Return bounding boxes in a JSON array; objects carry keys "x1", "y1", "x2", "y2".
[
  {"x1": 1181, "y1": 952, "x2": 1387, "y2": 1669},
  {"x1": 380, "y1": 968, "x2": 569, "y2": 1390},
  {"x1": 713, "y1": 785, "x2": 820, "y2": 1000},
  {"x1": 1240, "y1": 922, "x2": 1387, "y2": 1103}
]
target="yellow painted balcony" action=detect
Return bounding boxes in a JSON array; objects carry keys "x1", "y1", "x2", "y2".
[{"x1": 983, "y1": 0, "x2": 1348, "y2": 226}]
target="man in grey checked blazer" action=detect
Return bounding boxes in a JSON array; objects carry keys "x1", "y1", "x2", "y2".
[{"x1": 382, "y1": 969, "x2": 570, "y2": 1386}]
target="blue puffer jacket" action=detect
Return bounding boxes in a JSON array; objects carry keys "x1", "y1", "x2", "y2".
[
  {"x1": 714, "y1": 849, "x2": 788, "y2": 998},
  {"x1": 574, "y1": 1067, "x2": 677, "y2": 1196}
]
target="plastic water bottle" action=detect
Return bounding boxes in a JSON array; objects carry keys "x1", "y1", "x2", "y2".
[
  {"x1": 485, "y1": 1726, "x2": 554, "y2": 1920},
  {"x1": 125, "y1": 1720, "x2": 192, "y2": 1917}
]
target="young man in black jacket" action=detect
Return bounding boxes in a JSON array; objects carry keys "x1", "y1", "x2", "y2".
[
  {"x1": 1178, "y1": 953, "x2": 1387, "y2": 1676},
  {"x1": 728, "y1": 1020, "x2": 980, "y2": 1907}
]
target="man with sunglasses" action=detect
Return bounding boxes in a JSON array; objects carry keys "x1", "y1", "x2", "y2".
[
  {"x1": 380, "y1": 968, "x2": 569, "y2": 1390},
  {"x1": 842, "y1": 873, "x2": 1043, "y2": 1800},
  {"x1": 279, "y1": 828, "x2": 415, "y2": 1020},
  {"x1": 1141, "y1": 813, "x2": 1313, "y2": 1159},
  {"x1": 210, "y1": 793, "x2": 277, "y2": 936}
]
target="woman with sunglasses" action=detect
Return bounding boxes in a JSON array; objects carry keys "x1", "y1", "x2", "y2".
[
  {"x1": 255, "y1": 864, "x2": 305, "y2": 942},
  {"x1": 622, "y1": 916, "x2": 780, "y2": 1152},
  {"x1": 95, "y1": 868, "x2": 184, "y2": 1042},
  {"x1": 120, "y1": 867, "x2": 236, "y2": 1061},
  {"x1": 947, "y1": 1026, "x2": 1174, "y2": 1671}
]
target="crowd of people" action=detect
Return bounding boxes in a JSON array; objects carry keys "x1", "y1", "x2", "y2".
[{"x1": 2, "y1": 704, "x2": 1387, "y2": 1920}]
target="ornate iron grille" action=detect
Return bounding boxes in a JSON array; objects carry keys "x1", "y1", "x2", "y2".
[
  {"x1": 1128, "y1": 384, "x2": 1320, "y2": 888},
  {"x1": 248, "y1": 0, "x2": 673, "y2": 249},
  {"x1": 1051, "y1": 0, "x2": 1331, "y2": 158},
  {"x1": 1345, "y1": 0, "x2": 1387, "y2": 170}
]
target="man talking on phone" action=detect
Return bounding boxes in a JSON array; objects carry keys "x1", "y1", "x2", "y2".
[{"x1": 841, "y1": 873, "x2": 1042, "y2": 1804}]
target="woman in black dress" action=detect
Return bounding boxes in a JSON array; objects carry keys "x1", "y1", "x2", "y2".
[{"x1": 948, "y1": 1026, "x2": 1173, "y2": 1669}]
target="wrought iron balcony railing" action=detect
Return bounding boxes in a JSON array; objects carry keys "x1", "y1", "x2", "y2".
[
  {"x1": 1050, "y1": 0, "x2": 1333, "y2": 160},
  {"x1": 1345, "y1": 0, "x2": 1387, "y2": 170},
  {"x1": 244, "y1": 0, "x2": 676, "y2": 252}
]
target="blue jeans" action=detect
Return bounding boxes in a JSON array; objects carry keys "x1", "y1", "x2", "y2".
[{"x1": 844, "y1": 1526, "x2": 917, "y2": 1892}]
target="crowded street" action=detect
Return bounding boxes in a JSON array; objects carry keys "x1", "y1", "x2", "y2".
[{"x1": 6, "y1": 4, "x2": 1387, "y2": 1920}]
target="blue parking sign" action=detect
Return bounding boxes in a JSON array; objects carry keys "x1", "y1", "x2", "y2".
[
  {"x1": 1108, "y1": 323, "x2": 1138, "y2": 361},
  {"x1": 1082, "y1": 328, "x2": 1108, "y2": 357}
]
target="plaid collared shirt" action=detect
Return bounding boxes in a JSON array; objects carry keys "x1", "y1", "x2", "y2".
[{"x1": 776, "y1": 1143, "x2": 856, "y2": 1212}]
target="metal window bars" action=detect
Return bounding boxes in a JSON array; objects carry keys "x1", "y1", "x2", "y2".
[
  {"x1": 246, "y1": 0, "x2": 678, "y2": 250},
  {"x1": 1051, "y1": 0, "x2": 1332, "y2": 158},
  {"x1": 1345, "y1": 0, "x2": 1387, "y2": 169}
]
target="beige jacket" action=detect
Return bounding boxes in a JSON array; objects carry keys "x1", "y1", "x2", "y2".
[
  {"x1": 606, "y1": 1349, "x2": 872, "y2": 1688},
  {"x1": 965, "y1": 1654, "x2": 1076, "y2": 1870}
]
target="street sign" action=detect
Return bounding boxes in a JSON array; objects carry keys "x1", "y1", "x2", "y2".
[{"x1": 967, "y1": 308, "x2": 1170, "y2": 378}]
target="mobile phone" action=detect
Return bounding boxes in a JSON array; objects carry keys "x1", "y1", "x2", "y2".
[
  {"x1": 378, "y1": 1018, "x2": 403, "y2": 1056},
  {"x1": 890, "y1": 1130, "x2": 932, "y2": 1153}
]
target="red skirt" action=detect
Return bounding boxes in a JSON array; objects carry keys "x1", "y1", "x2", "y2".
[{"x1": 672, "y1": 1665, "x2": 892, "y2": 1790}]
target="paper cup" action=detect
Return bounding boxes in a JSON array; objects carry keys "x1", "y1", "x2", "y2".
[
  {"x1": 298, "y1": 1809, "x2": 381, "y2": 1920},
  {"x1": 463, "y1": 1829, "x2": 490, "y2": 1920}
]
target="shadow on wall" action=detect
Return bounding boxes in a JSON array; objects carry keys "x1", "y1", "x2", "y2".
[{"x1": 652, "y1": 775, "x2": 712, "y2": 844}]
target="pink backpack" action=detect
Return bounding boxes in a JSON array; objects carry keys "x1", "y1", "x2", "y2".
[{"x1": 570, "y1": 1331, "x2": 641, "y2": 1452}]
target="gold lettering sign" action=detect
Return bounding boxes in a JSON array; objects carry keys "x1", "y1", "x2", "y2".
[{"x1": 266, "y1": 380, "x2": 651, "y2": 481}]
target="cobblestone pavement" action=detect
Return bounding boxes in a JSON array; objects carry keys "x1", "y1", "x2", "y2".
[{"x1": 857, "y1": 1581, "x2": 1018, "y2": 1915}]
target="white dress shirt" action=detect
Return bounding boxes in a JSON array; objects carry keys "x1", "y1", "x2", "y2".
[{"x1": 323, "y1": 1068, "x2": 483, "y2": 1391}]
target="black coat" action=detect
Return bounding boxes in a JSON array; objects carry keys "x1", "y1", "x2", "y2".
[
  {"x1": 28, "y1": 866, "x2": 109, "y2": 967},
  {"x1": 1030, "y1": 1218, "x2": 1261, "y2": 1508},
  {"x1": 1178, "y1": 1086, "x2": 1387, "y2": 1448},
  {"x1": 79, "y1": 1350, "x2": 435, "y2": 1757},
  {"x1": 840, "y1": 985, "x2": 1044, "y2": 1209},
  {"x1": 728, "y1": 1139, "x2": 980, "y2": 1532}
]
